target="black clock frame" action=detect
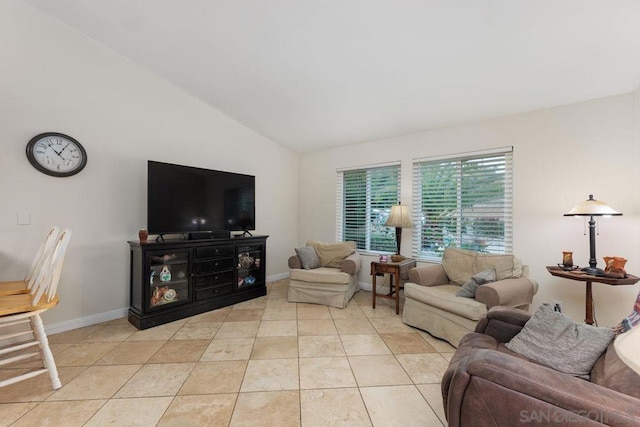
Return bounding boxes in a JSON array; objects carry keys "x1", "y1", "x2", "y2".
[{"x1": 26, "y1": 132, "x2": 88, "y2": 177}]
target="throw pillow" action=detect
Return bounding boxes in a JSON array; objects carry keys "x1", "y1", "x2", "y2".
[
  {"x1": 306, "y1": 241, "x2": 356, "y2": 268},
  {"x1": 613, "y1": 289, "x2": 640, "y2": 334},
  {"x1": 506, "y1": 303, "x2": 615, "y2": 377},
  {"x1": 456, "y1": 268, "x2": 496, "y2": 298},
  {"x1": 295, "y1": 246, "x2": 320, "y2": 270}
]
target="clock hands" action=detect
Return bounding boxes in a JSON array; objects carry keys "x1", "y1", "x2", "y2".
[
  {"x1": 46, "y1": 140, "x2": 65, "y2": 158},
  {"x1": 59, "y1": 142, "x2": 71, "y2": 155}
]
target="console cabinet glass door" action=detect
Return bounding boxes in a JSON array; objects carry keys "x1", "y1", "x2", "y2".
[
  {"x1": 237, "y1": 244, "x2": 264, "y2": 289},
  {"x1": 146, "y1": 250, "x2": 191, "y2": 311}
]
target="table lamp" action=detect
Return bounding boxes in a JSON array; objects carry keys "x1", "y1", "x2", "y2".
[
  {"x1": 385, "y1": 202, "x2": 414, "y2": 262},
  {"x1": 564, "y1": 194, "x2": 622, "y2": 276}
]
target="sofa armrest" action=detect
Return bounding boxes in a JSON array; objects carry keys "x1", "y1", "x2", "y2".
[
  {"x1": 288, "y1": 255, "x2": 302, "y2": 270},
  {"x1": 475, "y1": 277, "x2": 537, "y2": 309},
  {"x1": 407, "y1": 264, "x2": 449, "y2": 286},
  {"x1": 474, "y1": 306, "x2": 531, "y2": 343},
  {"x1": 444, "y1": 349, "x2": 640, "y2": 427},
  {"x1": 340, "y1": 252, "x2": 361, "y2": 275}
]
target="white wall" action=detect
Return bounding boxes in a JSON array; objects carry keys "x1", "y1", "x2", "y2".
[
  {"x1": 0, "y1": 1, "x2": 298, "y2": 329},
  {"x1": 299, "y1": 92, "x2": 640, "y2": 327}
]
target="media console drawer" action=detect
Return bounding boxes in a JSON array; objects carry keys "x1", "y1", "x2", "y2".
[
  {"x1": 196, "y1": 245, "x2": 234, "y2": 259},
  {"x1": 194, "y1": 258, "x2": 234, "y2": 273},
  {"x1": 196, "y1": 284, "x2": 233, "y2": 301},
  {"x1": 194, "y1": 270, "x2": 233, "y2": 287}
]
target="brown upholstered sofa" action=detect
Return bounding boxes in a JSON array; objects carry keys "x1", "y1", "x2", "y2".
[
  {"x1": 287, "y1": 241, "x2": 361, "y2": 308},
  {"x1": 442, "y1": 307, "x2": 640, "y2": 426},
  {"x1": 403, "y1": 247, "x2": 538, "y2": 347}
]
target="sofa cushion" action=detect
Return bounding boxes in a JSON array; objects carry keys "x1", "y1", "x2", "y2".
[
  {"x1": 456, "y1": 268, "x2": 496, "y2": 298},
  {"x1": 295, "y1": 246, "x2": 320, "y2": 269},
  {"x1": 404, "y1": 282, "x2": 488, "y2": 321},
  {"x1": 307, "y1": 241, "x2": 356, "y2": 268},
  {"x1": 290, "y1": 267, "x2": 351, "y2": 285},
  {"x1": 442, "y1": 248, "x2": 524, "y2": 285},
  {"x1": 442, "y1": 248, "x2": 477, "y2": 285},
  {"x1": 475, "y1": 253, "x2": 524, "y2": 280},
  {"x1": 506, "y1": 303, "x2": 615, "y2": 377}
]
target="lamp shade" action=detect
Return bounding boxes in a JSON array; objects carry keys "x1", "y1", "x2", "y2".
[
  {"x1": 564, "y1": 194, "x2": 622, "y2": 217},
  {"x1": 385, "y1": 204, "x2": 414, "y2": 228},
  {"x1": 614, "y1": 326, "x2": 640, "y2": 375}
]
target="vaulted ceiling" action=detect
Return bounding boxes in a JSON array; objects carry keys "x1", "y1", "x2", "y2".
[{"x1": 22, "y1": 0, "x2": 640, "y2": 153}]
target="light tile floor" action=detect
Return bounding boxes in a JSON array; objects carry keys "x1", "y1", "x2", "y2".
[{"x1": 0, "y1": 280, "x2": 455, "y2": 426}]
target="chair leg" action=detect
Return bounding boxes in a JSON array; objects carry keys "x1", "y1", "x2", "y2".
[{"x1": 30, "y1": 314, "x2": 61, "y2": 390}]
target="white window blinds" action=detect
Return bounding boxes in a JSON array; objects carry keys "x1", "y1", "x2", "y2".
[
  {"x1": 336, "y1": 164, "x2": 400, "y2": 252},
  {"x1": 412, "y1": 148, "x2": 513, "y2": 260}
]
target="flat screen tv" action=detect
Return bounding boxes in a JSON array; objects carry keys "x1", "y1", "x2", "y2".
[{"x1": 147, "y1": 161, "x2": 255, "y2": 237}]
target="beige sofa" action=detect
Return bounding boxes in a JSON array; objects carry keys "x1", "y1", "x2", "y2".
[
  {"x1": 288, "y1": 241, "x2": 361, "y2": 308},
  {"x1": 402, "y1": 247, "x2": 538, "y2": 347}
]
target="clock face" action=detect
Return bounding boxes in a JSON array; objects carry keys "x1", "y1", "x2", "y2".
[{"x1": 26, "y1": 132, "x2": 87, "y2": 177}]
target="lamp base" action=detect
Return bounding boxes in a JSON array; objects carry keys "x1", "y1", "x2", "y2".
[
  {"x1": 391, "y1": 254, "x2": 405, "y2": 262},
  {"x1": 581, "y1": 266, "x2": 605, "y2": 277}
]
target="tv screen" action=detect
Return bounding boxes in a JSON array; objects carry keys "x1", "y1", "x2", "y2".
[{"x1": 147, "y1": 161, "x2": 255, "y2": 235}]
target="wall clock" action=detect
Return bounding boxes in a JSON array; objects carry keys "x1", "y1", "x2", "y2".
[{"x1": 26, "y1": 132, "x2": 88, "y2": 177}]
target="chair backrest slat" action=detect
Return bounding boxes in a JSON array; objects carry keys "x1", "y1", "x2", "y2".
[
  {"x1": 31, "y1": 229, "x2": 72, "y2": 305},
  {"x1": 25, "y1": 227, "x2": 60, "y2": 287}
]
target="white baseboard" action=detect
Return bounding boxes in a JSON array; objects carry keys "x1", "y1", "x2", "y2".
[
  {"x1": 268, "y1": 272, "x2": 289, "y2": 282},
  {"x1": 46, "y1": 307, "x2": 129, "y2": 335},
  {"x1": 359, "y1": 281, "x2": 373, "y2": 292},
  {"x1": 46, "y1": 275, "x2": 291, "y2": 335}
]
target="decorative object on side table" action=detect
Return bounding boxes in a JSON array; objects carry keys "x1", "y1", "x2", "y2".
[
  {"x1": 558, "y1": 251, "x2": 578, "y2": 271},
  {"x1": 564, "y1": 194, "x2": 622, "y2": 276},
  {"x1": 138, "y1": 228, "x2": 149, "y2": 243},
  {"x1": 603, "y1": 256, "x2": 627, "y2": 278},
  {"x1": 384, "y1": 202, "x2": 414, "y2": 262}
]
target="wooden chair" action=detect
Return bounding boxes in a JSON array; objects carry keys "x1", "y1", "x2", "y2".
[
  {"x1": 0, "y1": 228, "x2": 71, "y2": 390},
  {"x1": 0, "y1": 226, "x2": 60, "y2": 297}
]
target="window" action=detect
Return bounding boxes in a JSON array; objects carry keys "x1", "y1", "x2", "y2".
[
  {"x1": 412, "y1": 148, "x2": 513, "y2": 260},
  {"x1": 336, "y1": 163, "x2": 400, "y2": 252}
]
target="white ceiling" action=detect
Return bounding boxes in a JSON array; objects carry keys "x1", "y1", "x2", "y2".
[{"x1": 22, "y1": 0, "x2": 640, "y2": 153}]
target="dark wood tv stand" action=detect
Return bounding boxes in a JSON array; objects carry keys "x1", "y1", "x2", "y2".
[{"x1": 128, "y1": 235, "x2": 268, "y2": 329}]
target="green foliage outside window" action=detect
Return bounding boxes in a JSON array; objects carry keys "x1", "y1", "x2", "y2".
[
  {"x1": 343, "y1": 166, "x2": 398, "y2": 253},
  {"x1": 418, "y1": 154, "x2": 510, "y2": 257}
]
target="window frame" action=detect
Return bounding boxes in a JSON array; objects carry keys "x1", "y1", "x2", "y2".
[
  {"x1": 411, "y1": 147, "x2": 513, "y2": 262},
  {"x1": 336, "y1": 162, "x2": 401, "y2": 254}
]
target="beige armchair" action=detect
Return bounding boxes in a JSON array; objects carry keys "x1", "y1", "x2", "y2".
[
  {"x1": 288, "y1": 241, "x2": 361, "y2": 308},
  {"x1": 402, "y1": 247, "x2": 538, "y2": 347}
]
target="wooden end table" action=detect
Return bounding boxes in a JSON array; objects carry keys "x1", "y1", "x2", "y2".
[
  {"x1": 546, "y1": 266, "x2": 639, "y2": 325},
  {"x1": 371, "y1": 258, "x2": 416, "y2": 315}
]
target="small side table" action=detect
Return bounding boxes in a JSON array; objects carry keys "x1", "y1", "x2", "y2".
[
  {"x1": 371, "y1": 258, "x2": 416, "y2": 315},
  {"x1": 546, "y1": 266, "x2": 639, "y2": 325}
]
